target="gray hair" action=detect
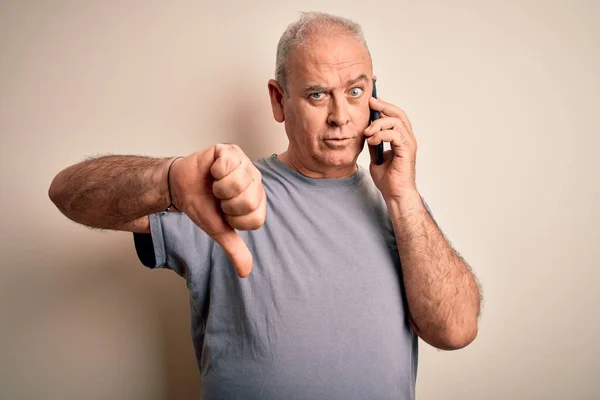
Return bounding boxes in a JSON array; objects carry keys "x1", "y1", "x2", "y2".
[{"x1": 275, "y1": 11, "x2": 371, "y2": 94}]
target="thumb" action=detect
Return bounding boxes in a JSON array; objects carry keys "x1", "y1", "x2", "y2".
[{"x1": 213, "y1": 228, "x2": 253, "y2": 278}]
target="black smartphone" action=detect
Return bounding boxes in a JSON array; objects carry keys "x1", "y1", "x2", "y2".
[{"x1": 370, "y1": 80, "x2": 384, "y2": 165}]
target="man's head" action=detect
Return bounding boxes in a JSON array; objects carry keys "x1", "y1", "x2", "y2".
[{"x1": 268, "y1": 12, "x2": 374, "y2": 178}]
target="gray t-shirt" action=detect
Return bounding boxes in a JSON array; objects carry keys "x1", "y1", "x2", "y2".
[{"x1": 134, "y1": 155, "x2": 418, "y2": 399}]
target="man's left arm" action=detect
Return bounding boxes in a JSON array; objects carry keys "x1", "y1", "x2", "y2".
[
  {"x1": 364, "y1": 94, "x2": 482, "y2": 350},
  {"x1": 386, "y1": 192, "x2": 481, "y2": 350}
]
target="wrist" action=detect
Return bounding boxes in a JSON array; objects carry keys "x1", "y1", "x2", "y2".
[
  {"x1": 165, "y1": 157, "x2": 184, "y2": 211},
  {"x1": 385, "y1": 190, "x2": 423, "y2": 216},
  {"x1": 152, "y1": 157, "x2": 178, "y2": 211}
]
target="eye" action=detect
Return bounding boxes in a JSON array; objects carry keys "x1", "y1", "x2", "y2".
[
  {"x1": 310, "y1": 92, "x2": 325, "y2": 100},
  {"x1": 349, "y1": 87, "x2": 364, "y2": 97}
]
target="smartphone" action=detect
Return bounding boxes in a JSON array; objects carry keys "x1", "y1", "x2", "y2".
[{"x1": 370, "y1": 80, "x2": 384, "y2": 165}]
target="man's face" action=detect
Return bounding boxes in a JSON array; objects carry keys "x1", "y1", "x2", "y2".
[{"x1": 274, "y1": 35, "x2": 373, "y2": 173}]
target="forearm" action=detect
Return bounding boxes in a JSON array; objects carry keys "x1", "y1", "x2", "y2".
[
  {"x1": 387, "y1": 192, "x2": 481, "y2": 349},
  {"x1": 49, "y1": 155, "x2": 172, "y2": 229}
]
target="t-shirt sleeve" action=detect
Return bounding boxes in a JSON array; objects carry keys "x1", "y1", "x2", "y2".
[{"x1": 133, "y1": 211, "x2": 213, "y2": 278}]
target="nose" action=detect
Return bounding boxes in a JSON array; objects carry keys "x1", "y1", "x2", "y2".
[{"x1": 327, "y1": 96, "x2": 350, "y2": 127}]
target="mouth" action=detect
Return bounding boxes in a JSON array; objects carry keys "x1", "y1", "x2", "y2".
[{"x1": 322, "y1": 137, "x2": 355, "y2": 149}]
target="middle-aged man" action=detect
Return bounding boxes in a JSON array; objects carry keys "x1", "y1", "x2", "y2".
[{"x1": 49, "y1": 11, "x2": 482, "y2": 400}]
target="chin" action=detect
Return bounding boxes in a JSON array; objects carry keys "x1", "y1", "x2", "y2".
[{"x1": 317, "y1": 149, "x2": 359, "y2": 168}]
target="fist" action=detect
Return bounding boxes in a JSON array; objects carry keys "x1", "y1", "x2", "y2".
[{"x1": 169, "y1": 144, "x2": 267, "y2": 278}]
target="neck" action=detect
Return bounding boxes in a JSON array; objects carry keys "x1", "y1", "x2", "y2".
[{"x1": 277, "y1": 151, "x2": 358, "y2": 179}]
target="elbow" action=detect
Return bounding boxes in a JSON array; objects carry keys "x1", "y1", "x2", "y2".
[
  {"x1": 48, "y1": 173, "x2": 69, "y2": 212},
  {"x1": 438, "y1": 323, "x2": 478, "y2": 350},
  {"x1": 48, "y1": 176, "x2": 63, "y2": 207},
  {"x1": 421, "y1": 322, "x2": 478, "y2": 351}
]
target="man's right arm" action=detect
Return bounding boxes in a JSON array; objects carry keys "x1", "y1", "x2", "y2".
[
  {"x1": 48, "y1": 155, "x2": 174, "y2": 232},
  {"x1": 48, "y1": 146, "x2": 268, "y2": 277}
]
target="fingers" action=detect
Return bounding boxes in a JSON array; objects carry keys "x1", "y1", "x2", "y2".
[
  {"x1": 212, "y1": 229, "x2": 253, "y2": 278},
  {"x1": 211, "y1": 144, "x2": 256, "y2": 201},
  {"x1": 365, "y1": 117, "x2": 404, "y2": 135},
  {"x1": 364, "y1": 116, "x2": 417, "y2": 158},
  {"x1": 212, "y1": 159, "x2": 253, "y2": 200},
  {"x1": 208, "y1": 143, "x2": 268, "y2": 278},
  {"x1": 227, "y1": 190, "x2": 267, "y2": 230},
  {"x1": 210, "y1": 143, "x2": 244, "y2": 180},
  {"x1": 368, "y1": 96, "x2": 403, "y2": 118},
  {"x1": 364, "y1": 99, "x2": 417, "y2": 153},
  {"x1": 368, "y1": 97, "x2": 413, "y2": 132},
  {"x1": 211, "y1": 143, "x2": 267, "y2": 230},
  {"x1": 366, "y1": 129, "x2": 412, "y2": 151},
  {"x1": 221, "y1": 171, "x2": 264, "y2": 216},
  {"x1": 219, "y1": 189, "x2": 266, "y2": 278},
  {"x1": 365, "y1": 117, "x2": 416, "y2": 147}
]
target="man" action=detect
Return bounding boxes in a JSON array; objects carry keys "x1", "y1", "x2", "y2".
[{"x1": 49, "y1": 11, "x2": 481, "y2": 400}]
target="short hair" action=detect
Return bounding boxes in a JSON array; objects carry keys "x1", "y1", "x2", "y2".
[{"x1": 275, "y1": 11, "x2": 371, "y2": 94}]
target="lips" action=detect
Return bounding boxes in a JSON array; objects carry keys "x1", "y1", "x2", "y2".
[{"x1": 323, "y1": 137, "x2": 354, "y2": 149}]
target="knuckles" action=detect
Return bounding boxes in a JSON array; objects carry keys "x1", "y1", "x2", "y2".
[
  {"x1": 210, "y1": 144, "x2": 267, "y2": 231},
  {"x1": 240, "y1": 189, "x2": 263, "y2": 212},
  {"x1": 244, "y1": 213, "x2": 266, "y2": 231},
  {"x1": 227, "y1": 206, "x2": 266, "y2": 231}
]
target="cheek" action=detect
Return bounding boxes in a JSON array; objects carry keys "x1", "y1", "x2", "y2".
[
  {"x1": 353, "y1": 100, "x2": 370, "y2": 127},
  {"x1": 296, "y1": 106, "x2": 326, "y2": 139},
  {"x1": 284, "y1": 105, "x2": 312, "y2": 146},
  {"x1": 301, "y1": 111, "x2": 322, "y2": 134},
  {"x1": 283, "y1": 103, "x2": 299, "y2": 132}
]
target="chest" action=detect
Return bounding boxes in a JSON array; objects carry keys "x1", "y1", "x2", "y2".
[{"x1": 208, "y1": 192, "x2": 406, "y2": 329}]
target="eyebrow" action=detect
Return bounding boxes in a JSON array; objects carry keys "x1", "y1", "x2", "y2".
[
  {"x1": 302, "y1": 74, "x2": 370, "y2": 94},
  {"x1": 346, "y1": 74, "x2": 369, "y2": 87}
]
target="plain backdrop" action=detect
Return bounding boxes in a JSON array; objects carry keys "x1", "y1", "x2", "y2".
[{"x1": 1, "y1": 0, "x2": 598, "y2": 399}]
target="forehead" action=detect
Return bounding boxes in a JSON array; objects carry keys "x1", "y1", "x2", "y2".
[{"x1": 287, "y1": 35, "x2": 372, "y2": 87}]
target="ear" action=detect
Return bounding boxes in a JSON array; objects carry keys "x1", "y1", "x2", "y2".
[{"x1": 268, "y1": 79, "x2": 285, "y2": 123}]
